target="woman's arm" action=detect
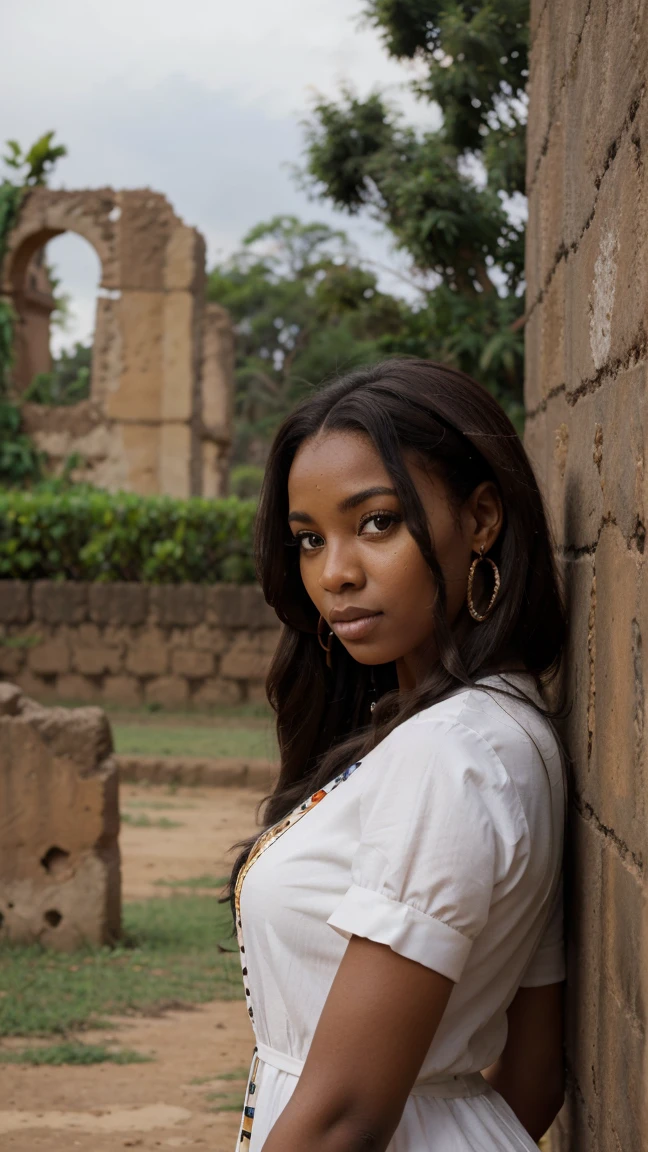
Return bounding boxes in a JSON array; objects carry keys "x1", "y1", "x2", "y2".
[
  {"x1": 482, "y1": 982, "x2": 565, "y2": 1141},
  {"x1": 262, "y1": 933, "x2": 454, "y2": 1152}
]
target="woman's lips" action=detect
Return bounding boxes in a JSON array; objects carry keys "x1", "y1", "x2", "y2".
[{"x1": 331, "y1": 613, "x2": 383, "y2": 641}]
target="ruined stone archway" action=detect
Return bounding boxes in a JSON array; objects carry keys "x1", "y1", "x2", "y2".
[{"x1": 1, "y1": 188, "x2": 233, "y2": 497}]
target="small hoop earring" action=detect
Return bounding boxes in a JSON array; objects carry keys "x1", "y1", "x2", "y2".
[
  {"x1": 466, "y1": 545, "x2": 501, "y2": 622},
  {"x1": 317, "y1": 614, "x2": 333, "y2": 669}
]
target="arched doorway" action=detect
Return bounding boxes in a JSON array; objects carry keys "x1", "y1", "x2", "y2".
[{"x1": 13, "y1": 231, "x2": 102, "y2": 401}]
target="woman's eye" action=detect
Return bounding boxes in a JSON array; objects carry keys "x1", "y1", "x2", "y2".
[
  {"x1": 297, "y1": 532, "x2": 324, "y2": 552},
  {"x1": 360, "y1": 514, "x2": 398, "y2": 535}
]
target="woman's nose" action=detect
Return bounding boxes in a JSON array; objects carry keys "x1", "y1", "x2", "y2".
[{"x1": 318, "y1": 542, "x2": 365, "y2": 593}]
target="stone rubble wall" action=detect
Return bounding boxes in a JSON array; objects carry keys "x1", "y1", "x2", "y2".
[
  {"x1": 0, "y1": 681, "x2": 120, "y2": 950},
  {"x1": 0, "y1": 582, "x2": 281, "y2": 709},
  {"x1": 525, "y1": 3, "x2": 648, "y2": 1148}
]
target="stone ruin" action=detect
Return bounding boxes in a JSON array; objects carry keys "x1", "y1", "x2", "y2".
[
  {"x1": 0, "y1": 681, "x2": 120, "y2": 950},
  {"x1": 1, "y1": 187, "x2": 234, "y2": 497}
]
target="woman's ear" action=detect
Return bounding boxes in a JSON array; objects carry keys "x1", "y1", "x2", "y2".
[{"x1": 468, "y1": 482, "x2": 504, "y2": 554}]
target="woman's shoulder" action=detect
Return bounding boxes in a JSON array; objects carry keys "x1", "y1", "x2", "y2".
[{"x1": 384, "y1": 673, "x2": 562, "y2": 789}]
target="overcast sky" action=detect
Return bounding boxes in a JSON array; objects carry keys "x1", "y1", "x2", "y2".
[{"x1": 3, "y1": 0, "x2": 441, "y2": 351}]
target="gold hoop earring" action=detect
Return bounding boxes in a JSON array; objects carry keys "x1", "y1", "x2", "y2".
[
  {"x1": 466, "y1": 546, "x2": 501, "y2": 622},
  {"x1": 317, "y1": 614, "x2": 333, "y2": 669}
]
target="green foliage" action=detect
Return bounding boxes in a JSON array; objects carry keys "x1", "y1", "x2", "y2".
[
  {"x1": 301, "y1": 0, "x2": 528, "y2": 407},
  {"x1": 0, "y1": 489, "x2": 257, "y2": 583},
  {"x1": 0, "y1": 400, "x2": 43, "y2": 484},
  {"x1": 25, "y1": 342, "x2": 92, "y2": 406},
  {"x1": 0, "y1": 1043, "x2": 150, "y2": 1066},
  {"x1": 230, "y1": 464, "x2": 265, "y2": 499},
  {"x1": 208, "y1": 214, "x2": 409, "y2": 462},
  {"x1": 0, "y1": 896, "x2": 242, "y2": 1037},
  {"x1": 3, "y1": 131, "x2": 68, "y2": 188}
]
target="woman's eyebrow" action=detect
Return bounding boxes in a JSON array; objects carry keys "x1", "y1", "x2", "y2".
[
  {"x1": 287, "y1": 486, "x2": 398, "y2": 525},
  {"x1": 287, "y1": 510, "x2": 314, "y2": 524},
  {"x1": 337, "y1": 486, "x2": 397, "y2": 512}
]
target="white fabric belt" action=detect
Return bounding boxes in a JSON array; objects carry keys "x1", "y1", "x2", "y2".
[{"x1": 256, "y1": 1043, "x2": 489, "y2": 1100}]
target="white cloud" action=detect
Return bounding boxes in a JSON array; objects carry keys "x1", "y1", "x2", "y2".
[{"x1": 2, "y1": 0, "x2": 440, "y2": 348}]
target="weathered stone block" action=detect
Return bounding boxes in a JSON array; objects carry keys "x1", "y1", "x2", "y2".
[
  {"x1": 0, "y1": 582, "x2": 31, "y2": 624},
  {"x1": 601, "y1": 849, "x2": 646, "y2": 1034},
  {"x1": 158, "y1": 422, "x2": 192, "y2": 498},
  {"x1": 88, "y1": 583, "x2": 149, "y2": 626},
  {"x1": 171, "y1": 649, "x2": 213, "y2": 679},
  {"x1": 191, "y1": 678, "x2": 242, "y2": 708},
  {"x1": 150, "y1": 585, "x2": 205, "y2": 628},
  {"x1": 106, "y1": 291, "x2": 165, "y2": 422},
  {"x1": 561, "y1": 554, "x2": 596, "y2": 774},
  {"x1": 191, "y1": 623, "x2": 229, "y2": 654},
  {"x1": 56, "y1": 674, "x2": 101, "y2": 703},
  {"x1": 0, "y1": 683, "x2": 21, "y2": 715},
  {"x1": 33, "y1": 582, "x2": 88, "y2": 625},
  {"x1": 102, "y1": 675, "x2": 142, "y2": 707},
  {"x1": 0, "y1": 641, "x2": 26, "y2": 677},
  {"x1": 124, "y1": 629, "x2": 169, "y2": 677},
  {"x1": 120, "y1": 422, "x2": 160, "y2": 496},
  {"x1": 205, "y1": 584, "x2": 277, "y2": 630},
  {"x1": 164, "y1": 224, "x2": 205, "y2": 293},
  {"x1": 0, "y1": 683, "x2": 120, "y2": 949},
  {"x1": 73, "y1": 642, "x2": 122, "y2": 676},
  {"x1": 29, "y1": 634, "x2": 70, "y2": 676},
  {"x1": 590, "y1": 525, "x2": 645, "y2": 861},
  {"x1": 161, "y1": 292, "x2": 195, "y2": 422},
  {"x1": 145, "y1": 675, "x2": 189, "y2": 708},
  {"x1": 220, "y1": 632, "x2": 274, "y2": 681}
]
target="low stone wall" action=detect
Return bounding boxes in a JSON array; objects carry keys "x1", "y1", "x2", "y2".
[{"x1": 0, "y1": 582, "x2": 281, "y2": 708}]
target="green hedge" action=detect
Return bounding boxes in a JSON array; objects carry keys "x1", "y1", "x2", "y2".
[{"x1": 0, "y1": 490, "x2": 257, "y2": 583}]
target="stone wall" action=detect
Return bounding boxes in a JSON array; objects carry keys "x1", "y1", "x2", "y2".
[
  {"x1": 0, "y1": 582, "x2": 280, "y2": 709},
  {"x1": 0, "y1": 681, "x2": 120, "y2": 950},
  {"x1": 525, "y1": 3, "x2": 648, "y2": 1148}
]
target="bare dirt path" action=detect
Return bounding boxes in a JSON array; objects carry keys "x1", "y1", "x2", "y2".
[{"x1": 1, "y1": 783, "x2": 266, "y2": 1152}]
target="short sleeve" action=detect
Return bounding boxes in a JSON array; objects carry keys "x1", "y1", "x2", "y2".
[
  {"x1": 327, "y1": 719, "x2": 525, "y2": 983},
  {"x1": 519, "y1": 882, "x2": 565, "y2": 987}
]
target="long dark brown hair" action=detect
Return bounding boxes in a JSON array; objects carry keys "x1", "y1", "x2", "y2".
[{"x1": 226, "y1": 358, "x2": 566, "y2": 906}]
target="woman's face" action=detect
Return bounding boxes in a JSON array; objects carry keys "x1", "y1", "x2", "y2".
[{"x1": 287, "y1": 430, "x2": 502, "y2": 688}]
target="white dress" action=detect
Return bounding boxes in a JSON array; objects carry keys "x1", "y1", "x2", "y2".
[{"x1": 234, "y1": 674, "x2": 565, "y2": 1150}]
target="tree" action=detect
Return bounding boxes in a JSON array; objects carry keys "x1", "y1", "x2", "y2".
[
  {"x1": 208, "y1": 215, "x2": 409, "y2": 467},
  {"x1": 301, "y1": 0, "x2": 528, "y2": 417}
]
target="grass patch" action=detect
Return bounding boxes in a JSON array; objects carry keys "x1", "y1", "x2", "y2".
[
  {"x1": 120, "y1": 813, "x2": 183, "y2": 829},
  {"x1": 154, "y1": 875, "x2": 229, "y2": 890},
  {"x1": 190, "y1": 1066, "x2": 248, "y2": 1085},
  {"x1": 205, "y1": 1090, "x2": 245, "y2": 1112},
  {"x1": 0, "y1": 1042, "x2": 151, "y2": 1066},
  {"x1": 0, "y1": 896, "x2": 242, "y2": 1037},
  {"x1": 113, "y1": 724, "x2": 276, "y2": 760}
]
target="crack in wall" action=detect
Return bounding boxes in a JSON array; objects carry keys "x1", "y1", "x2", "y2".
[
  {"x1": 527, "y1": 0, "x2": 594, "y2": 195},
  {"x1": 574, "y1": 792, "x2": 644, "y2": 878},
  {"x1": 525, "y1": 331, "x2": 648, "y2": 422}
]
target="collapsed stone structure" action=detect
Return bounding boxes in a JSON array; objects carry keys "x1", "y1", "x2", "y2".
[
  {"x1": 1, "y1": 188, "x2": 234, "y2": 497},
  {"x1": 0, "y1": 681, "x2": 120, "y2": 950},
  {"x1": 525, "y1": 3, "x2": 648, "y2": 1148}
]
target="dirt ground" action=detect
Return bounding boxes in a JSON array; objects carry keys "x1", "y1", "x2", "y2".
[{"x1": 0, "y1": 783, "x2": 267, "y2": 1152}]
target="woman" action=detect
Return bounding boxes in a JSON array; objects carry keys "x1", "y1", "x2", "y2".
[{"x1": 228, "y1": 359, "x2": 566, "y2": 1151}]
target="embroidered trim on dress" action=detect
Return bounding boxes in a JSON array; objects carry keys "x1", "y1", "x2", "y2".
[{"x1": 234, "y1": 760, "x2": 362, "y2": 1145}]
